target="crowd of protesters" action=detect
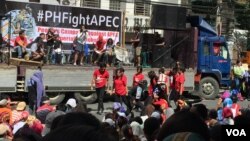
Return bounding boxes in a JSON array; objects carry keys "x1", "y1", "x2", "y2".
[{"x1": 1, "y1": 60, "x2": 250, "y2": 141}]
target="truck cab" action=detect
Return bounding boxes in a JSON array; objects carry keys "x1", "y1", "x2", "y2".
[{"x1": 190, "y1": 16, "x2": 231, "y2": 99}]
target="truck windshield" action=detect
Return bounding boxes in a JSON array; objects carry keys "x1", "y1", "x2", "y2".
[{"x1": 213, "y1": 43, "x2": 228, "y2": 59}]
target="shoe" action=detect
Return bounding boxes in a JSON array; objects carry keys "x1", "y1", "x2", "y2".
[
  {"x1": 80, "y1": 63, "x2": 83, "y2": 66},
  {"x1": 96, "y1": 111, "x2": 101, "y2": 115},
  {"x1": 73, "y1": 62, "x2": 77, "y2": 66}
]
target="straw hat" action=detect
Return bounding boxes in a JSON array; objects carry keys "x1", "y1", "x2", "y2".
[
  {"x1": 0, "y1": 124, "x2": 9, "y2": 135},
  {"x1": 16, "y1": 102, "x2": 27, "y2": 111}
]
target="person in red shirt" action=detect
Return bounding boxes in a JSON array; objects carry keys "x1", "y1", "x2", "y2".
[
  {"x1": 91, "y1": 62, "x2": 109, "y2": 115},
  {"x1": 175, "y1": 68, "x2": 185, "y2": 99},
  {"x1": 132, "y1": 66, "x2": 144, "y2": 87},
  {"x1": 14, "y1": 30, "x2": 28, "y2": 59},
  {"x1": 146, "y1": 71, "x2": 158, "y2": 106},
  {"x1": 113, "y1": 67, "x2": 132, "y2": 114},
  {"x1": 94, "y1": 35, "x2": 107, "y2": 64},
  {"x1": 36, "y1": 96, "x2": 55, "y2": 124}
]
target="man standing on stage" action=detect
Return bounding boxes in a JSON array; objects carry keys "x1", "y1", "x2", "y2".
[
  {"x1": 130, "y1": 27, "x2": 142, "y2": 67},
  {"x1": 91, "y1": 63, "x2": 109, "y2": 115}
]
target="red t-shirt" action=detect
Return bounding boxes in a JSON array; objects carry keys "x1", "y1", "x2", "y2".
[
  {"x1": 148, "y1": 78, "x2": 157, "y2": 97},
  {"x1": 14, "y1": 36, "x2": 27, "y2": 47},
  {"x1": 175, "y1": 72, "x2": 185, "y2": 92},
  {"x1": 114, "y1": 75, "x2": 127, "y2": 96},
  {"x1": 96, "y1": 40, "x2": 107, "y2": 51},
  {"x1": 93, "y1": 69, "x2": 109, "y2": 88},
  {"x1": 171, "y1": 73, "x2": 179, "y2": 89},
  {"x1": 133, "y1": 73, "x2": 144, "y2": 87}
]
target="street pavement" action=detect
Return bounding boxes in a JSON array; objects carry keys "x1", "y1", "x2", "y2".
[{"x1": 88, "y1": 99, "x2": 250, "y2": 121}]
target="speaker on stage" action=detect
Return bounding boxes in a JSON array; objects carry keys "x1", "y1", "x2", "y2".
[{"x1": 151, "y1": 5, "x2": 187, "y2": 30}]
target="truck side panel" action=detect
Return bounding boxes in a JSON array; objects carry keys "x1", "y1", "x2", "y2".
[
  {"x1": 24, "y1": 67, "x2": 194, "y2": 93},
  {"x1": 0, "y1": 66, "x2": 17, "y2": 92}
]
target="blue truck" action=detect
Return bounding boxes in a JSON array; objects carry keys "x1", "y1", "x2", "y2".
[{"x1": 190, "y1": 16, "x2": 231, "y2": 99}]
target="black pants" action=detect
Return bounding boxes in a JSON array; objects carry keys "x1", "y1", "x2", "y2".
[
  {"x1": 115, "y1": 94, "x2": 132, "y2": 114},
  {"x1": 27, "y1": 85, "x2": 38, "y2": 114},
  {"x1": 96, "y1": 87, "x2": 105, "y2": 112},
  {"x1": 144, "y1": 96, "x2": 153, "y2": 107}
]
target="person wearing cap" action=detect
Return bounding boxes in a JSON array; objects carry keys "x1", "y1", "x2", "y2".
[
  {"x1": 12, "y1": 102, "x2": 29, "y2": 124},
  {"x1": 14, "y1": 30, "x2": 29, "y2": 59},
  {"x1": 65, "y1": 98, "x2": 77, "y2": 113},
  {"x1": 0, "y1": 123, "x2": 12, "y2": 141},
  {"x1": 91, "y1": 62, "x2": 109, "y2": 115},
  {"x1": 0, "y1": 99, "x2": 12, "y2": 125},
  {"x1": 36, "y1": 96, "x2": 55, "y2": 124}
]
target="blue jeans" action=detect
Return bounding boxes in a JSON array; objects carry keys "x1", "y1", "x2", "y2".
[
  {"x1": 15, "y1": 46, "x2": 23, "y2": 58},
  {"x1": 15, "y1": 46, "x2": 31, "y2": 58}
]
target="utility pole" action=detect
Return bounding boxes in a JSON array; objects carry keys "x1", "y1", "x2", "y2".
[{"x1": 216, "y1": 0, "x2": 222, "y2": 36}]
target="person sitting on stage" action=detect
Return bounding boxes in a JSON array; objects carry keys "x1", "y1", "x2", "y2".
[
  {"x1": 104, "y1": 38, "x2": 115, "y2": 67},
  {"x1": 14, "y1": 30, "x2": 29, "y2": 59},
  {"x1": 93, "y1": 35, "x2": 106, "y2": 65},
  {"x1": 52, "y1": 35, "x2": 63, "y2": 64},
  {"x1": 30, "y1": 37, "x2": 45, "y2": 62}
]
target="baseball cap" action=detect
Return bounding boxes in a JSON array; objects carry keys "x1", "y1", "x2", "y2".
[
  {"x1": 66, "y1": 98, "x2": 77, "y2": 108},
  {"x1": 0, "y1": 99, "x2": 7, "y2": 106},
  {"x1": 16, "y1": 102, "x2": 27, "y2": 111}
]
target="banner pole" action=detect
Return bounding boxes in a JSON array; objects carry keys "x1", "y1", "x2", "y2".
[{"x1": 122, "y1": 10, "x2": 126, "y2": 48}]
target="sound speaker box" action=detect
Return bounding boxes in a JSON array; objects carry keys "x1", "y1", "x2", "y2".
[{"x1": 151, "y1": 5, "x2": 187, "y2": 30}]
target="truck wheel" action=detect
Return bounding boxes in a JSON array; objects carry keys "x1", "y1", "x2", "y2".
[
  {"x1": 199, "y1": 77, "x2": 219, "y2": 100},
  {"x1": 46, "y1": 92, "x2": 65, "y2": 105},
  {"x1": 74, "y1": 92, "x2": 97, "y2": 104}
]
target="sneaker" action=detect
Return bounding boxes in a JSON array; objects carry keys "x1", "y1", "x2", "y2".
[
  {"x1": 73, "y1": 62, "x2": 77, "y2": 66},
  {"x1": 80, "y1": 63, "x2": 83, "y2": 66},
  {"x1": 96, "y1": 111, "x2": 101, "y2": 115}
]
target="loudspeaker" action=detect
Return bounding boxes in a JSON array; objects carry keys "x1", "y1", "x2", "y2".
[
  {"x1": 152, "y1": 46, "x2": 175, "y2": 68},
  {"x1": 151, "y1": 5, "x2": 187, "y2": 30},
  {"x1": 0, "y1": 0, "x2": 6, "y2": 15}
]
